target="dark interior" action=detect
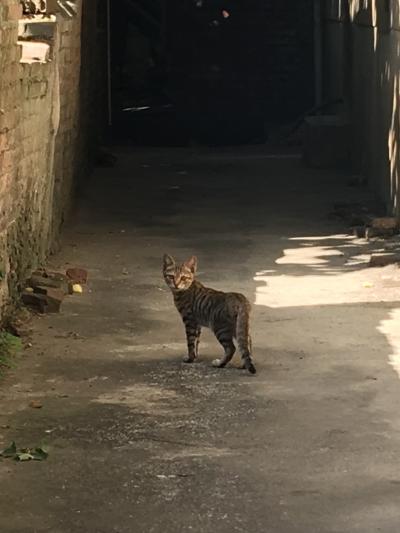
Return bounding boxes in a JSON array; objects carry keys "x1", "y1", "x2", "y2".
[{"x1": 110, "y1": 0, "x2": 315, "y2": 146}]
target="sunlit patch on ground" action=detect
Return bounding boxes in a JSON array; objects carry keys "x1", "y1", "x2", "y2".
[
  {"x1": 254, "y1": 233, "x2": 400, "y2": 308},
  {"x1": 378, "y1": 308, "x2": 400, "y2": 379}
]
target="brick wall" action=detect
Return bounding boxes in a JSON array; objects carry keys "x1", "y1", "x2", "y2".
[{"x1": 0, "y1": 0, "x2": 102, "y2": 320}]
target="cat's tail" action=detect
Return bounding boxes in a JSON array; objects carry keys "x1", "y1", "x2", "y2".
[{"x1": 236, "y1": 301, "x2": 256, "y2": 374}]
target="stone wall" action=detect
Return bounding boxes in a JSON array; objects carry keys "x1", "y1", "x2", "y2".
[
  {"x1": 0, "y1": 0, "x2": 102, "y2": 321},
  {"x1": 324, "y1": 0, "x2": 400, "y2": 216}
]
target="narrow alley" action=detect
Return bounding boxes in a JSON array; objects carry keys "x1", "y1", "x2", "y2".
[
  {"x1": 1, "y1": 1, "x2": 400, "y2": 532},
  {"x1": 1, "y1": 147, "x2": 400, "y2": 532}
]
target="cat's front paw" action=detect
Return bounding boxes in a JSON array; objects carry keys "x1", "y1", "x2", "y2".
[
  {"x1": 182, "y1": 355, "x2": 195, "y2": 363},
  {"x1": 212, "y1": 358, "x2": 223, "y2": 368}
]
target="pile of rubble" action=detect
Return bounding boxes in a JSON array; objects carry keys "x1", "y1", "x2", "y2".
[
  {"x1": 331, "y1": 203, "x2": 400, "y2": 267},
  {"x1": 22, "y1": 267, "x2": 87, "y2": 314},
  {"x1": 351, "y1": 215, "x2": 399, "y2": 241}
]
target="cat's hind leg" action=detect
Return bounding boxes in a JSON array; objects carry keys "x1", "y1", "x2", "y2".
[
  {"x1": 212, "y1": 325, "x2": 236, "y2": 368},
  {"x1": 238, "y1": 335, "x2": 256, "y2": 374}
]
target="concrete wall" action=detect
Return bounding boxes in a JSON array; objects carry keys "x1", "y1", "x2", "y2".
[
  {"x1": 0, "y1": 0, "x2": 102, "y2": 320},
  {"x1": 324, "y1": 0, "x2": 400, "y2": 216}
]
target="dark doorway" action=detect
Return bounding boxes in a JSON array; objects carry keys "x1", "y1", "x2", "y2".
[{"x1": 110, "y1": 0, "x2": 315, "y2": 146}]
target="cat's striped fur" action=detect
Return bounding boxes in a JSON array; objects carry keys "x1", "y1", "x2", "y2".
[{"x1": 163, "y1": 254, "x2": 256, "y2": 374}]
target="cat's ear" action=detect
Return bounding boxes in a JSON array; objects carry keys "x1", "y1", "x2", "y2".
[
  {"x1": 163, "y1": 254, "x2": 175, "y2": 268},
  {"x1": 185, "y1": 256, "x2": 197, "y2": 273}
]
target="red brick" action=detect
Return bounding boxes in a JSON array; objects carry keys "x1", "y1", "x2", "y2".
[
  {"x1": 22, "y1": 291, "x2": 63, "y2": 313},
  {"x1": 7, "y1": 4, "x2": 22, "y2": 21},
  {"x1": 66, "y1": 267, "x2": 88, "y2": 284},
  {"x1": 0, "y1": 149, "x2": 15, "y2": 172},
  {"x1": 370, "y1": 253, "x2": 400, "y2": 267},
  {"x1": 0, "y1": 133, "x2": 8, "y2": 152}
]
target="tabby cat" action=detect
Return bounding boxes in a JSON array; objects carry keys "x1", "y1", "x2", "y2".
[{"x1": 163, "y1": 254, "x2": 256, "y2": 374}]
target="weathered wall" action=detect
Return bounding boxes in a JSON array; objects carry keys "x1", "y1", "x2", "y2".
[
  {"x1": 0, "y1": 0, "x2": 102, "y2": 320},
  {"x1": 324, "y1": 0, "x2": 400, "y2": 216}
]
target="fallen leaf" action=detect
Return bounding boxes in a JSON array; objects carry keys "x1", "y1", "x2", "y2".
[
  {"x1": 2, "y1": 443, "x2": 50, "y2": 462},
  {"x1": 32, "y1": 446, "x2": 49, "y2": 461},
  {"x1": 0, "y1": 441, "x2": 17, "y2": 458},
  {"x1": 29, "y1": 400, "x2": 43, "y2": 409},
  {"x1": 16, "y1": 453, "x2": 34, "y2": 462}
]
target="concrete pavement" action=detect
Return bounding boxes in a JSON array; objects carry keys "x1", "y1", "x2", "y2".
[{"x1": 1, "y1": 147, "x2": 400, "y2": 532}]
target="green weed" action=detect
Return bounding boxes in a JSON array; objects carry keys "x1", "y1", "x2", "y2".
[{"x1": 0, "y1": 332, "x2": 22, "y2": 375}]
